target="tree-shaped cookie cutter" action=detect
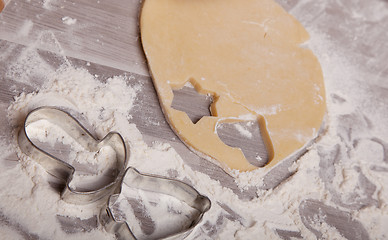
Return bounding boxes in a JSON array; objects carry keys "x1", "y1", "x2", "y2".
[
  {"x1": 100, "y1": 167, "x2": 211, "y2": 240},
  {"x1": 18, "y1": 107, "x2": 127, "y2": 204}
]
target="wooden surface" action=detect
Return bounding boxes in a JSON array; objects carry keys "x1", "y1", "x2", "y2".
[
  {"x1": 1, "y1": 0, "x2": 388, "y2": 239},
  {"x1": 0, "y1": 0, "x2": 147, "y2": 76}
]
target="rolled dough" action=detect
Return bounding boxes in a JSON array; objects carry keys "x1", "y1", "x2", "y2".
[
  {"x1": 140, "y1": 0, "x2": 326, "y2": 171},
  {"x1": 0, "y1": 0, "x2": 4, "y2": 12}
]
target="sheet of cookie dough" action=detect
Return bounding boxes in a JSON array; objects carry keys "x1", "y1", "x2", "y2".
[
  {"x1": 140, "y1": 0, "x2": 326, "y2": 171},
  {"x1": 0, "y1": 0, "x2": 5, "y2": 12}
]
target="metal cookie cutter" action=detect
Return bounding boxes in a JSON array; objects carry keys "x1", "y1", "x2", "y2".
[
  {"x1": 18, "y1": 107, "x2": 127, "y2": 204},
  {"x1": 100, "y1": 167, "x2": 211, "y2": 240}
]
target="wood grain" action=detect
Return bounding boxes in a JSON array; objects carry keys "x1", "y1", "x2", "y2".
[{"x1": 0, "y1": 0, "x2": 148, "y2": 76}]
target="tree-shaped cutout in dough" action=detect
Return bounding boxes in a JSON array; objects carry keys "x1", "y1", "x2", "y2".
[{"x1": 140, "y1": 0, "x2": 326, "y2": 172}]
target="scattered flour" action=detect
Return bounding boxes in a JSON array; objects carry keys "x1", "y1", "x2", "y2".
[
  {"x1": 17, "y1": 19, "x2": 34, "y2": 37},
  {"x1": 233, "y1": 123, "x2": 253, "y2": 139},
  {"x1": 62, "y1": 16, "x2": 77, "y2": 25},
  {"x1": 254, "y1": 104, "x2": 283, "y2": 116},
  {"x1": 0, "y1": 1, "x2": 388, "y2": 240},
  {"x1": 42, "y1": 0, "x2": 56, "y2": 10}
]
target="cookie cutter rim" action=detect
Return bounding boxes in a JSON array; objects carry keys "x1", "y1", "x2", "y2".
[
  {"x1": 17, "y1": 106, "x2": 128, "y2": 204},
  {"x1": 100, "y1": 167, "x2": 212, "y2": 240}
]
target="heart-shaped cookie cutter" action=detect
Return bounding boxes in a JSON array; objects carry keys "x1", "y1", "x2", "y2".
[
  {"x1": 18, "y1": 107, "x2": 127, "y2": 204},
  {"x1": 100, "y1": 167, "x2": 211, "y2": 240}
]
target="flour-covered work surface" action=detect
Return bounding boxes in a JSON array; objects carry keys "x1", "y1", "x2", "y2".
[{"x1": 0, "y1": 0, "x2": 388, "y2": 239}]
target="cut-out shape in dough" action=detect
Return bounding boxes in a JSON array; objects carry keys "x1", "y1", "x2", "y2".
[
  {"x1": 140, "y1": 0, "x2": 326, "y2": 171},
  {"x1": 216, "y1": 120, "x2": 268, "y2": 167},
  {"x1": 171, "y1": 82, "x2": 213, "y2": 124}
]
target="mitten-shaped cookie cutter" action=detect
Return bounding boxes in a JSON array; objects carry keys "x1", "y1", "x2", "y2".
[
  {"x1": 18, "y1": 107, "x2": 127, "y2": 204},
  {"x1": 100, "y1": 167, "x2": 211, "y2": 240}
]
